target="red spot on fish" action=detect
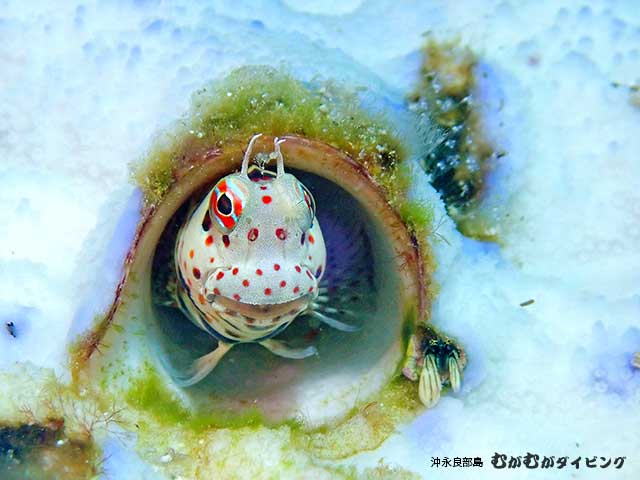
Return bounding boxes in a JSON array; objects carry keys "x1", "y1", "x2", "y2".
[
  {"x1": 193, "y1": 268, "x2": 201, "y2": 279},
  {"x1": 248, "y1": 228, "x2": 259, "y2": 241},
  {"x1": 295, "y1": 265, "x2": 301, "y2": 273},
  {"x1": 293, "y1": 286, "x2": 300, "y2": 294},
  {"x1": 256, "y1": 269, "x2": 263, "y2": 276},
  {"x1": 280, "y1": 280, "x2": 286, "y2": 288},
  {"x1": 183, "y1": 261, "x2": 187, "y2": 270},
  {"x1": 260, "y1": 185, "x2": 268, "y2": 190},
  {"x1": 276, "y1": 228, "x2": 286, "y2": 240},
  {"x1": 233, "y1": 293, "x2": 241, "y2": 301},
  {"x1": 209, "y1": 257, "x2": 215, "y2": 263},
  {"x1": 198, "y1": 294, "x2": 205, "y2": 305},
  {"x1": 216, "y1": 271, "x2": 224, "y2": 280},
  {"x1": 274, "y1": 264, "x2": 280, "y2": 271},
  {"x1": 205, "y1": 235, "x2": 213, "y2": 246},
  {"x1": 232, "y1": 267, "x2": 239, "y2": 275},
  {"x1": 262, "y1": 195, "x2": 272, "y2": 204},
  {"x1": 222, "y1": 235, "x2": 230, "y2": 247},
  {"x1": 242, "y1": 279, "x2": 250, "y2": 287},
  {"x1": 189, "y1": 249, "x2": 194, "y2": 259},
  {"x1": 308, "y1": 287, "x2": 314, "y2": 293},
  {"x1": 264, "y1": 288, "x2": 272, "y2": 295},
  {"x1": 213, "y1": 288, "x2": 221, "y2": 295},
  {"x1": 306, "y1": 270, "x2": 313, "y2": 280},
  {"x1": 309, "y1": 234, "x2": 315, "y2": 244}
]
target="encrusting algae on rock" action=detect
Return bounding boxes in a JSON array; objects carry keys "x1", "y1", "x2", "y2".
[
  {"x1": 409, "y1": 39, "x2": 504, "y2": 242},
  {"x1": 132, "y1": 66, "x2": 407, "y2": 210}
]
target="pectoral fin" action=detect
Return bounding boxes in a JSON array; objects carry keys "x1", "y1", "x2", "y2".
[
  {"x1": 174, "y1": 341, "x2": 234, "y2": 387},
  {"x1": 259, "y1": 339, "x2": 317, "y2": 359}
]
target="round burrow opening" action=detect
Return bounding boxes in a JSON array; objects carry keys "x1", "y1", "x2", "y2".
[
  {"x1": 146, "y1": 152, "x2": 413, "y2": 428},
  {"x1": 131, "y1": 136, "x2": 425, "y2": 428}
]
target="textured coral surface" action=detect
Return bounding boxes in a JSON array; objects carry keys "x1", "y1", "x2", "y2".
[{"x1": 1, "y1": 1, "x2": 639, "y2": 478}]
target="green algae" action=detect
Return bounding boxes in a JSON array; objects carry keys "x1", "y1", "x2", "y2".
[
  {"x1": 120, "y1": 372, "x2": 423, "y2": 479},
  {"x1": 292, "y1": 377, "x2": 423, "y2": 460},
  {"x1": 398, "y1": 199, "x2": 435, "y2": 237},
  {"x1": 331, "y1": 460, "x2": 421, "y2": 480},
  {"x1": 133, "y1": 66, "x2": 406, "y2": 208},
  {"x1": 410, "y1": 39, "x2": 502, "y2": 241},
  {"x1": 125, "y1": 363, "x2": 273, "y2": 432}
]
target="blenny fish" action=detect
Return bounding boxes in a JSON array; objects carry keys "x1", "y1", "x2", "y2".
[{"x1": 170, "y1": 134, "x2": 358, "y2": 385}]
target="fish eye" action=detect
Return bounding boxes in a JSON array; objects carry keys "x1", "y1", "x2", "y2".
[
  {"x1": 209, "y1": 177, "x2": 247, "y2": 233},
  {"x1": 217, "y1": 193, "x2": 233, "y2": 216}
]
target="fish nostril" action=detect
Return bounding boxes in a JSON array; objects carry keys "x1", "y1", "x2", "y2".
[{"x1": 201, "y1": 211, "x2": 212, "y2": 231}]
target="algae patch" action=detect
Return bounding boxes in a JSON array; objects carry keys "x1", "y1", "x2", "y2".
[
  {"x1": 410, "y1": 39, "x2": 503, "y2": 241},
  {"x1": 121, "y1": 369, "x2": 424, "y2": 478},
  {"x1": 0, "y1": 421, "x2": 98, "y2": 480},
  {"x1": 294, "y1": 377, "x2": 423, "y2": 460},
  {"x1": 0, "y1": 366, "x2": 111, "y2": 480},
  {"x1": 125, "y1": 364, "x2": 269, "y2": 431},
  {"x1": 133, "y1": 66, "x2": 406, "y2": 208}
]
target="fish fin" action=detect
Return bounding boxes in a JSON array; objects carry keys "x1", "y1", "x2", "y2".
[
  {"x1": 308, "y1": 210, "x2": 373, "y2": 333},
  {"x1": 308, "y1": 310, "x2": 360, "y2": 332},
  {"x1": 259, "y1": 339, "x2": 317, "y2": 359},
  {"x1": 173, "y1": 342, "x2": 233, "y2": 387},
  {"x1": 317, "y1": 212, "x2": 374, "y2": 296},
  {"x1": 157, "y1": 299, "x2": 179, "y2": 308}
]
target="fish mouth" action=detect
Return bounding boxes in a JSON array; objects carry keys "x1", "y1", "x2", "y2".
[{"x1": 211, "y1": 294, "x2": 311, "y2": 321}]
